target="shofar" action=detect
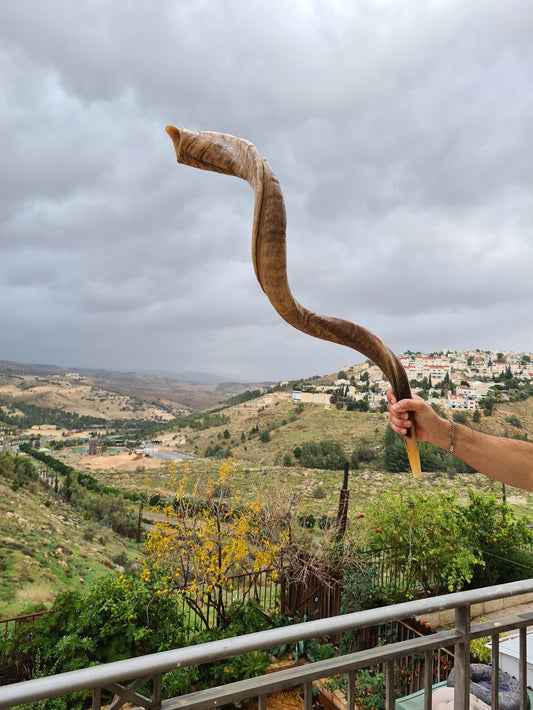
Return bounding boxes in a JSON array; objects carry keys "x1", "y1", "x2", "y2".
[{"x1": 166, "y1": 126, "x2": 421, "y2": 477}]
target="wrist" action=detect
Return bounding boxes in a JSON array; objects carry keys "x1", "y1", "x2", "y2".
[{"x1": 434, "y1": 417, "x2": 455, "y2": 451}]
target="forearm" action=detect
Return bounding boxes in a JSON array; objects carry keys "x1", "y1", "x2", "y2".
[
  {"x1": 388, "y1": 391, "x2": 533, "y2": 490},
  {"x1": 436, "y1": 421, "x2": 533, "y2": 490}
]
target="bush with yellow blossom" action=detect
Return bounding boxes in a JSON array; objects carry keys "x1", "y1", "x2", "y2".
[{"x1": 142, "y1": 459, "x2": 290, "y2": 629}]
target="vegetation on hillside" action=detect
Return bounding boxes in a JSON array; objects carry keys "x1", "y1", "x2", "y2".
[
  {"x1": 5, "y1": 446, "x2": 140, "y2": 541},
  {"x1": 0, "y1": 474, "x2": 139, "y2": 618},
  {"x1": 2, "y1": 470, "x2": 531, "y2": 707},
  {"x1": 1, "y1": 370, "x2": 532, "y2": 629},
  {"x1": 0, "y1": 399, "x2": 106, "y2": 429},
  {"x1": 169, "y1": 410, "x2": 230, "y2": 431},
  {"x1": 221, "y1": 388, "x2": 263, "y2": 406}
]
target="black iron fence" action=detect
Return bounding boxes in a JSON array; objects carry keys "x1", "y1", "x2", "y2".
[
  {"x1": 180, "y1": 568, "x2": 283, "y2": 631},
  {"x1": 0, "y1": 570, "x2": 283, "y2": 666}
]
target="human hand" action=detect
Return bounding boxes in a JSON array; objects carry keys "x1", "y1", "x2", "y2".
[{"x1": 386, "y1": 388, "x2": 451, "y2": 450}]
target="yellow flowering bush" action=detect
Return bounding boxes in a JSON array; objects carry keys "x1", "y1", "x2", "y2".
[{"x1": 143, "y1": 459, "x2": 289, "y2": 628}]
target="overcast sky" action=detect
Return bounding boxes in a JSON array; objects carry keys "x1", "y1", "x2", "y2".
[{"x1": 2, "y1": 1, "x2": 533, "y2": 382}]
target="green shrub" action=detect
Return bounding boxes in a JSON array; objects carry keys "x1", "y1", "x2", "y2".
[
  {"x1": 1, "y1": 572, "x2": 187, "y2": 688},
  {"x1": 283, "y1": 453, "x2": 293, "y2": 466},
  {"x1": 507, "y1": 414, "x2": 523, "y2": 428},
  {"x1": 268, "y1": 611, "x2": 333, "y2": 663},
  {"x1": 355, "y1": 669, "x2": 386, "y2": 709},
  {"x1": 296, "y1": 440, "x2": 348, "y2": 470},
  {"x1": 239, "y1": 651, "x2": 270, "y2": 679},
  {"x1": 311, "y1": 485, "x2": 326, "y2": 499},
  {"x1": 462, "y1": 489, "x2": 533, "y2": 588}
]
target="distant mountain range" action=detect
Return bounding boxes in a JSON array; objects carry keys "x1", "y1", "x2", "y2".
[
  {"x1": 0, "y1": 360, "x2": 241, "y2": 385},
  {"x1": 137, "y1": 369, "x2": 235, "y2": 385},
  {"x1": 0, "y1": 360, "x2": 276, "y2": 414}
]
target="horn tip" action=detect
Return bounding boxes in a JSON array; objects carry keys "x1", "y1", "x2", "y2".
[{"x1": 404, "y1": 426, "x2": 422, "y2": 478}]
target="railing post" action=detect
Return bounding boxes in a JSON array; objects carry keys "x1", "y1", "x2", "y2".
[
  {"x1": 519, "y1": 627, "x2": 528, "y2": 710},
  {"x1": 423, "y1": 650, "x2": 433, "y2": 710},
  {"x1": 303, "y1": 680, "x2": 313, "y2": 710},
  {"x1": 385, "y1": 660, "x2": 395, "y2": 710},
  {"x1": 152, "y1": 673, "x2": 162, "y2": 710},
  {"x1": 491, "y1": 634, "x2": 499, "y2": 710},
  {"x1": 91, "y1": 687, "x2": 101, "y2": 710},
  {"x1": 453, "y1": 604, "x2": 471, "y2": 710},
  {"x1": 346, "y1": 670, "x2": 356, "y2": 710}
]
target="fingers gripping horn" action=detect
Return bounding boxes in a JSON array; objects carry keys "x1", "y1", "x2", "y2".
[{"x1": 166, "y1": 125, "x2": 422, "y2": 478}]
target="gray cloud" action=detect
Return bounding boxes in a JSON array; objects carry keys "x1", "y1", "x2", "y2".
[{"x1": 1, "y1": 0, "x2": 532, "y2": 381}]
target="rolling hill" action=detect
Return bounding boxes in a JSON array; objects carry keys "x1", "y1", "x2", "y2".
[
  {"x1": 0, "y1": 360, "x2": 272, "y2": 421},
  {"x1": 1, "y1": 358, "x2": 532, "y2": 618}
]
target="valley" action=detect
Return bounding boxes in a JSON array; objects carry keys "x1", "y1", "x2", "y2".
[{"x1": 0, "y1": 358, "x2": 532, "y2": 618}]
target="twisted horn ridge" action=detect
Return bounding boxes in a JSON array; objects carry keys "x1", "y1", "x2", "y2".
[{"x1": 166, "y1": 125, "x2": 421, "y2": 477}]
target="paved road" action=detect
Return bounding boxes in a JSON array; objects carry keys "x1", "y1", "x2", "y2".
[{"x1": 150, "y1": 450, "x2": 195, "y2": 461}]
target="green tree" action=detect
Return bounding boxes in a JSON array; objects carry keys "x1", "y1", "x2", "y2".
[
  {"x1": 346, "y1": 397, "x2": 369, "y2": 412},
  {"x1": 382, "y1": 427, "x2": 408, "y2": 472},
  {"x1": 366, "y1": 488, "x2": 480, "y2": 598},
  {"x1": 452, "y1": 411, "x2": 469, "y2": 424},
  {"x1": 440, "y1": 372, "x2": 453, "y2": 394},
  {"x1": 462, "y1": 489, "x2": 532, "y2": 587},
  {"x1": 0, "y1": 450, "x2": 15, "y2": 479},
  {"x1": 298, "y1": 440, "x2": 348, "y2": 470},
  {"x1": 506, "y1": 414, "x2": 522, "y2": 428}
]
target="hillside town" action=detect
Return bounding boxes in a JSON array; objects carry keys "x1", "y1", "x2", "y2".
[{"x1": 292, "y1": 349, "x2": 533, "y2": 411}]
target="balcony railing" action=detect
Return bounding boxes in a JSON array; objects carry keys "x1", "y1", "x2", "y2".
[{"x1": 1, "y1": 578, "x2": 532, "y2": 710}]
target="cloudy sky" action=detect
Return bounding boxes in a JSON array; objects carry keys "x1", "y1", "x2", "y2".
[{"x1": 2, "y1": 1, "x2": 533, "y2": 382}]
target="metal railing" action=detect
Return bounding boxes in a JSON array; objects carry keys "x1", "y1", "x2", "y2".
[
  {"x1": 1, "y1": 578, "x2": 532, "y2": 710},
  {"x1": 0, "y1": 610, "x2": 50, "y2": 646},
  {"x1": 0, "y1": 611, "x2": 51, "y2": 675}
]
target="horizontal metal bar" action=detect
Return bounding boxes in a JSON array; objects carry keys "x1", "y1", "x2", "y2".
[
  {"x1": 1, "y1": 577, "x2": 532, "y2": 708},
  {"x1": 160, "y1": 631, "x2": 461, "y2": 710},
  {"x1": 470, "y1": 611, "x2": 533, "y2": 639}
]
